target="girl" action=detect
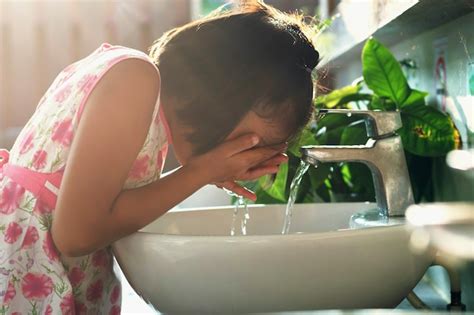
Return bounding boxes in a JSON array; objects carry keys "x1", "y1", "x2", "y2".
[{"x1": 0, "y1": 1, "x2": 319, "y2": 314}]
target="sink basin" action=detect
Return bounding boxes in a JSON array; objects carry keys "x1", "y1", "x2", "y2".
[{"x1": 112, "y1": 202, "x2": 433, "y2": 313}]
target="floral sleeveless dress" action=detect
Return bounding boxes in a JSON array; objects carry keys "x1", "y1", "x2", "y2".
[{"x1": 0, "y1": 43, "x2": 171, "y2": 314}]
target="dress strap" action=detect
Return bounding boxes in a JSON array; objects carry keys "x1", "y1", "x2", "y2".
[{"x1": 0, "y1": 149, "x2": 63, "y2": 210}]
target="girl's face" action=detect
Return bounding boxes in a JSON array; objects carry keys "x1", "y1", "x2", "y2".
[{"x1": 174, "y1": 110, "x2": 290, "y2": 165}]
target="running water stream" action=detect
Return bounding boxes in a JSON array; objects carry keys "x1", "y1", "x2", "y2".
[
  {"x1": 282, "y1": 160, "x2": 311, "y2": 234},
  {"x1": 230, "y1": 196, "x2": 249, "y2": 236},
  {"x1": 228, "y1": 160, "x2": 311, "y2": 236}
]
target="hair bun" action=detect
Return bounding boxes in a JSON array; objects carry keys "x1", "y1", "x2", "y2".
[
  {"x1": 306, "y1": 47, "x2": 320, "y2": 70},
  {"x1": 285, "y1": 23, "x2": 320, "y2": 71}
]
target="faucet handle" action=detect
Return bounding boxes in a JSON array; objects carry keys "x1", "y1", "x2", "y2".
[{"x1": 317, "y1": 109, "x2": 402, "y2": 138}]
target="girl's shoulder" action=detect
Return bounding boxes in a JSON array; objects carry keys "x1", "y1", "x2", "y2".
[
  {"x1": 8, "y1": 43, "x2": 161, "y2": 171},
  {"x1": 73, "y1": 43, "x2": 157, "y2": 77}
]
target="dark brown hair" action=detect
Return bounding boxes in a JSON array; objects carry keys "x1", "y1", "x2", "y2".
[{"x1": 149, "y1": 0, "x2": 319, "y2": 154}]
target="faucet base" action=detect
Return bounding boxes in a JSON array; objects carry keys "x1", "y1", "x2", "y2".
[{"x1": 349, "y1": 208, "x2": 405, "y2": 229}]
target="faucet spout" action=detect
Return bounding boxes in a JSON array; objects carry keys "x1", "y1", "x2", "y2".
[{"x1": 302, "y1": 137, "x2": 414, "y2": 217}]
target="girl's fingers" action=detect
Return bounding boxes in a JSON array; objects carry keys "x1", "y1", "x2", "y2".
[
  {"x1": 254, "y1": 153, "x2": 288, "y2": 168},
  {"x1": 217, "y1": 134, "x2": 260, "y2": 157},
  {"x1": 240, "y1": 143, "x2": 287, "y2": 168},
  {"x1": 239, "y1": 165, "x2": 280, "y2": 181},
  {"x1": 220, "y1": 181, "x2": 256, "y2": 201}
]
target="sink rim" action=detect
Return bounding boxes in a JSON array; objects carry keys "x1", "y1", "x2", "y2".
[
  {"x1": 124, "y1": 224, "x2": 408, "y2": 240},
  {"x1": 129, "y1": 202, "x2": 407, "y2": 239}
]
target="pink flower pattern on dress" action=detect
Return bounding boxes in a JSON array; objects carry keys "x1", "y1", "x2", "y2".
[
  {"x1": 77, "y1": 74, "x2": 98, "y2": 94},
  {"x1": 57, "y1": 64, "x2": 76, "y2": 86},
  {"x1": 33, "y1": 197, "x2": 53, "y2": 215},
  {"x1": 62, "y1": 63, "x2": 76, "y2": 74},
  {"x1": 4, "y1": 222, "x2": 23, "y2": 244},
  {"x1": 4, "y1": 280, "x2": 16, "y2": 304},
  {"x1": 0, "y1": 43, "x2": 170, "y2": 314},
  {"x1": 128, "y1": 155, "x2": 150, "y2": 179},
  {"x1": 54, "y1": 84, "x2": 72, "y2": 102},
  {"x1": 60, "y1": 293, "x2": 75, "y2": 315},
  {"x1": 44, "y1": 304, "x2": 53, "y2": 315},
  {"x1": 19, "y1": 131, "x2": 34, "y2": 154},
  {"x1": 51, "y1": 119, "x2": 73, "y2": 146},
  {"x1": 109, "y1": 305, "x2": 121, "y2": 315},
  {"x1": 21, "y1": 226, "x2": 39, "y2": 249},
  {"x1": 32, "y1": 150, "x2": 48, "y2": 169},
  {"x1": 42, "y1": 232, "x2": 59, "y2": 262},
  {"x1": 109, "y1": 284, "x2": 120, "y2": 304},
  {"x1": 92, "y1": 249, "x2": 110, "y2": 268},
  {"x1": 86, "y1": 279, "x2": 103, "y2": 303},
  {"x1": 0, "y1": 149, "x2": 9, "y2": 165},
  {"x1": 75, "y1": 301, "x2": 87, "y2": 315},
  {"x1": 0, "y1": 182, "x2": 26, "y2": 215},
  {"x1": 21, "y1": 273, "x2": 53, "y2": 300},
  {"x1": 68, "y1": 267, "x2": 85, "y2": 287}
]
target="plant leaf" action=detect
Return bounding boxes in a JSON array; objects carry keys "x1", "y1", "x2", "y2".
[
  {"x1": 369, "y1": 95, "x2": 396, "y2": 111},
  {"x1": 340, "y1": 120, "x2": 368, "y2": 145},
  {"x1": 336, "y1": 93, "x2": 373, "y2": 108},
  {"x1": 362, "y1": 38, "x2": 410, "y2": 107},
  {"x1": 309, "y1": 164, "x2": 332, "y2": 202},
  {"x1": 315, "y1": 114, "x2": 360, "y2": 145},
  {"x1": 399, "y1": 104, "x2": 461, "y2": 156},
  {"x1": 314, "y1": 84, "x2": 361, "y2": 108},
  {"x1": 405, "y1": 151, "x2": 434, "y2": 203},
  {"x1": 254, "y1": 187, "x2": 285, "y2": 204},
  {"x1": 400, "y1": 89, "x2": 429, "y2": 109},
  {"x1": 288, "y1": 127, "x2": 317, "y2": 157},
  {"x1": 341, "y1": 163, "x2": 375, "y2": 201},
  {"x1": 259, "y1": 162, "x2": 288, "y2": 202},
  {"x1": 307, "y1": 163, "x2": 331, "y2": 189}
]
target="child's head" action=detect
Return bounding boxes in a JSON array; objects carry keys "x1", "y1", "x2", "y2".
[{"x1": 150, "y1": 1, "x2": 319, "y2": 157}]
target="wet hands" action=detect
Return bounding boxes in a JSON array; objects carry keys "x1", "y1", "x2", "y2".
[{"x1": 189, "y1": 134, "x2": 287, "y2": 201}]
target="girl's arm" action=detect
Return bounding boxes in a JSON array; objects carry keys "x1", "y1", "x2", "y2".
[{"x1": 52, "y1": 59, "x2": 284, "y2": 257}]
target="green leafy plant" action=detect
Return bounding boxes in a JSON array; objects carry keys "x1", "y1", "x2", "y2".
[{"x1": 246, "y1": 38, "x2": 460, "y2": 205}]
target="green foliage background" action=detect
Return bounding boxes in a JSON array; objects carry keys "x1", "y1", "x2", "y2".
[{"x1": 244, "y1": 38, "x2": 460, "y2": 205}]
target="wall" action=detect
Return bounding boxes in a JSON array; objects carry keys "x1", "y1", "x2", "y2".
[{"x1": 0, "y1": 0, "x2": 190, "y2": 152}]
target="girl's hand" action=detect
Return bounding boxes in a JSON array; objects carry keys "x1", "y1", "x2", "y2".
[
  {"x1": 214, "y1": 152, "x2": 288, "y2": 200},
  {"x1": 187, "y1": 134, "x2": 288, "y2": 201}
]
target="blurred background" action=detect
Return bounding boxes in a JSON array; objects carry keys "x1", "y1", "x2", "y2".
[{"x1": 0, "y1": 0, "x2": 334, "y2": 151}]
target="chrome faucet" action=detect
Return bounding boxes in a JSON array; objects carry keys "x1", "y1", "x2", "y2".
[{"x1": 301, "y1": 109, "x2": 414, "y2": 217}]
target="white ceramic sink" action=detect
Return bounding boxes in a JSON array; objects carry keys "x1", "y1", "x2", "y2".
[{"x1": 113, "y1": 202, "x2": 433, "y2": 313}]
